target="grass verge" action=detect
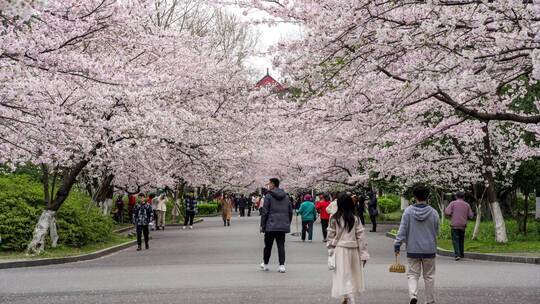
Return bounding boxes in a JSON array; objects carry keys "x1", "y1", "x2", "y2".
[{"x1": 0, "y1": 234, "x2": 133, "y2": 261}]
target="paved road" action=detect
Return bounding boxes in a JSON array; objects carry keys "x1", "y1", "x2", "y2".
[{"x1": 1, "y1": 215, "x2": 539, "y2": 304}]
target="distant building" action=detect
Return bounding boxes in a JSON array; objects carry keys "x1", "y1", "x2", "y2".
[{"x1": 255, "y1": 69, "x2": 286, "y2": 93}]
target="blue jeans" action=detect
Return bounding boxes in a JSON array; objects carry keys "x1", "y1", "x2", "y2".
[
  {"x1": 451, "y1": 228, "x2": 465, "y2": 258},
  {"x1": 301, "y1": 220, "x2": 314, "y2": 241}
]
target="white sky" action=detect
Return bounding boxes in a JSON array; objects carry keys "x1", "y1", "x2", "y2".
[{"x1": 225, "y1": 4, "x2": 303, "y2": 81}]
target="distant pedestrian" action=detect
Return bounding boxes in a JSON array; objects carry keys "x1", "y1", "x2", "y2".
[
  {"x1": 148, "y1": 193, "x2": 157, "y2": 230},
  {"x1": 260, "y1": 178, "x2": 293, "y2": 273},
  {"x1": 171, "y1": 198, "x2": 181, "y2": 224},
  {"x1": 133, "y1": 193, "x2": 153, "y2": 251},
  {"x1": 155, "y1": 194, "x2": 167, "y2": 230},
  {"x1": 247, "y1": 194, "x2": 254, "y2": 216},
  {"x1": 128, "y1": 194, "x2": 137, "y2": 223},
  {"x1": 352, "y1": 193, "x2": 366, "y2": 225},
  {"x1": 394, "y1": 185, "x2": 439, "y2": 304},
  {"x1": 444, "y1": 191, "x2": 474, "y2": 261},
  {"x1": 316, "y1": 194, "x2": 331, "y2": 242},
  {"x1": 297, "y1": 194, "x2": 317, "y2": 242},
  {"x1": 238, "y1": 194, "x2": 248, "y2": 217},
  {"x1": 367, "y1": 191, "x2": 378, "y2": 232},
  {"x1": 115, "y1": 195, "x2": 125, "y2": 223},
  {"x1": 183, "y1": 196, "x2": 198, "y2": 230},
  {"x1": 222, "y1": 195, "x2": 233, "y2": 226},
  {"x1": 326, "y1": 192, "x2": 369, "y2": 304}
]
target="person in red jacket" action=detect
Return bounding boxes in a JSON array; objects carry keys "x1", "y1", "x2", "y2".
[
  {"x1": 128, "y1": 194, "x2": 137, "y2": 224},
  {"x1": 316, "y1": 194, "x2": 331, "y2": 242}
]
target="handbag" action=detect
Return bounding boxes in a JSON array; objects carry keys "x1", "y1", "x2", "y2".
[{"x1": 328, "y1": 220, "x2": 345, "y2": 271}]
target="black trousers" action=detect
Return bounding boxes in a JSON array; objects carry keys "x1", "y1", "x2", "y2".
[
  {"x1": 321, "y1": 219, "x2": 329, "y2": 240},
  {"x1": 451, "y1": 228, "x2": 466, "y2": 258},
  {"x1": 301, "y1": 221, "x2": 314, "y2": 241},
  {"x1": 370, "y1": 214, "x2": 377, "y2": 232},
  {"x1": 263, "y1": 231, "x2": 286, "y2": 265},
  {"x1": 358, "y1": 213, "x2": 365, "y2": 226},
  {"x1": 247, "y1": 205, "x2": 252, "y2": 217},
  {"x1": 184, "y1": 211, "x2": 195, "y2": 226},
  {"x1": 136, "y1": 225, "x2": 149, "y2": 247},
  {"x1": 239, "y1": 207, "x2": 246, "y2": 217}
]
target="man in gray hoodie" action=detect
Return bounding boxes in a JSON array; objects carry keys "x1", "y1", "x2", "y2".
[
  {"x1": 260, "y1": 178, "x2": 293, "y2": 273},
  {"x1": 394, "y1": 185, "x2": 439, "y2": 304}
]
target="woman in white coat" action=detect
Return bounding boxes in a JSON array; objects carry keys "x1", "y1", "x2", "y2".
[{"x1": 326, "y1": 193, "x2": 370, "y2": 304}]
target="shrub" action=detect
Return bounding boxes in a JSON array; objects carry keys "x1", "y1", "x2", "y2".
[
  {"x1": 378, "y1": 195, "x2": 400, "y2": 213},
  {"x1": 0, "y1": 198, "x2": 40, "y2": 251},
  {"x1": 197, "y1": 203, "x2": 218, "y2": 215},
  {"x1": 0, "y1": 173, "x2": 114, "y2": 251}
]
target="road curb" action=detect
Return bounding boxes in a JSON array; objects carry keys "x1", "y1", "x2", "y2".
[
  {"x1": 0, "y1": 240, "x2": 136, "y2": 270},
  {"x1": 385, "y1": 232, "x2": 540, "y2": 265},
  {"x1": 1, "y1": 218, "x2": 205, "y2": 270}
]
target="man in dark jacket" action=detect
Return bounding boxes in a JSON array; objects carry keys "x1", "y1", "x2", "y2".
[
  {"x1": 367, "y1": 191, "x2": 378, "y2": 232},
  {"x1": 133, "y1": 193, "x2": 153, "y2": 251},
  {"x1": 237, "y1": 194, "x2": 248, "y2": 217},
  {"x1": 260, "y1": 178, "x2": 293, "y2": 273}
]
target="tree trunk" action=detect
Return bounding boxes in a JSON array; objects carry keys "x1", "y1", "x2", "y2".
[
  {"x1": 472, "y1": 203, "x2": 482, "y2": 240},
  {"x1": 482, "y1": 124, "x2": 508, "y2": 243},
  {"x1": 27, "y1": 210, "x2": 56, "y2": 253},
  {"x1": 535, "y1": 186, "x2": 540, "y2": 220},
  {"x1": 400, "y1": 196, "x2": 409, "y2": 210},
  {"x1": 524, "y1": 193, "x2": 529, "y2": 235},
  {"x1": 27, "y1": 159, "x2": 89, "y2": 253}
]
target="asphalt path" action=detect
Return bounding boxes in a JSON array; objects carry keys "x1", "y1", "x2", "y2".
[{"x1": 1, "y1": 214, "x2": 539, "y2": 304}]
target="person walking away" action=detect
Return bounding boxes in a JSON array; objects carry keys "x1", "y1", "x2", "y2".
[
  {"x1": 246, "y1": 196, "x2": 255, "y2": 217},
  {"x1": 353, "y1": 193, "x2": 366, "y2": 225},
  {"x1": 260, "y1": 178, "x2": 293, "y2": 273},
  {"x1": 234, "y1": 195, "x2": 239, "y2": 213},
  {"x1": 128, "y1": 194, "x2": 137, "y2": 224},
  {"x1": 115, "y1": 195, "x2": 125, "y2": 223},
  {"x1": 394, "y1": 185, "x2": 439, "y2": 304},
  {"x1": 327, "y1": 193, "x2": 370, "y2": 304},
  {"x1": 238, "y1": 194, "x2": 247, "y2": 217},
  {"x1": 183, "y1": 196, "x2": 198, "y2": 229},
  {"x1": 155, "y1": 194, "x2": 167, "y2": 230},
  {"x1": 316, "y1": 195, "x2": 331, "y2": 242},
  {"x1": 444, "y1": 191, "x2": 474, "y2": 261},
  {"x1": 297, "y1": 194, "x2": 317, "y2": 242},
  {"x1": 222, "y1": 195, "x2": 233, "y2": 226},
  {"x1": 147, "y1": 193, "x2": 157, "y2": 230},
  {"x1": 367, "y1": 191, "x2": 378, "y2": 232},
  {"x1": 133, "y1": 193, "x2": 153, "y2": 251}
]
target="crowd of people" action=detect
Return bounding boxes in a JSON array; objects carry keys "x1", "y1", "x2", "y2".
[
  {"x1": 258, "y1": 178, "x2": 473, "y2": 304},
  {"x1": 111, "y1": 177, "x2": 474, "y2": 304}
]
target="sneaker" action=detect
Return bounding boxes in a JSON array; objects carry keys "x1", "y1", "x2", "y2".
[
  {"x1": 410, "y1": 298, "x2": 418, "y2": 304},
  {"x1": 182, "y1": 226, "x2": 186, "y2": 230},
  {"x1": 145, "y1": 244, "x2": 149, "y2": 250},
  {"x1": 136, "y1": 246, "x2": 141, "y2": 251},
  {"x1": 260, "y1": 263, "x2": 269, "y2": 271},
  {"x1": 189, "y1": 226, "x2": 193, "y2": 229},
  {"x1": 308, "y1": 240, "x2": 312, "y2": 243},
  {"x1": 455, "y1": 257, "x2": 461, "y2": 261},
  {"x1": 278, "y1": 265, "x2": 286, "y2": 273}
]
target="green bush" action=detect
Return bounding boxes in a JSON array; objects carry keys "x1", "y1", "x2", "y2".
[
  {"x1": 0, "y1": 198, "x2": 40, "y2": 251},
  {"x1": 378, "y1": 194, "x2": 400, "y2": 213},
  {"x1": 0, "y1": 173, "x2": 114, "y2": 252},
  {"x1": 197, "y1": 203, "x2": 218, "y2": 215}
]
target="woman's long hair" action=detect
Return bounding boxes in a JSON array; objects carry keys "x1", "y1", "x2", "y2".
[{"x1": 333, "y1": 192, "x2": 356, "y2": 232}]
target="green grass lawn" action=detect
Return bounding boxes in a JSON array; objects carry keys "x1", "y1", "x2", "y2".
[
  {"x1": 438, "y1": 239, "x2": 540, "y2": 254},
  {"x1": 0, "y1": 234, "x2": 133, "y2": 261},
  {"x1": 388, "y1": 218, "x2": 540, "y2": 255}
]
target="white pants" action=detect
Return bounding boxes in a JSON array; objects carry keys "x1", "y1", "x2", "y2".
[{"x1": 407, "y1": 258, "x2": 436, "y2": 304}]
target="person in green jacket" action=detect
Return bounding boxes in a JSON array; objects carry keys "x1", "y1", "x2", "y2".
[{"x1": 297, "y1": 194, "x2": 317, "y2": 242}]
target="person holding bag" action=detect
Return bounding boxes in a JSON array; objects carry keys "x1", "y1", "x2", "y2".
[{"x1": 326, "y1": 193, "x2": 370, "y2": 304}]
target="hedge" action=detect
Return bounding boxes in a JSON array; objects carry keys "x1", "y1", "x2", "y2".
[{"x1": 0, "y1": 173, "x2": 114, "y2": 252}]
